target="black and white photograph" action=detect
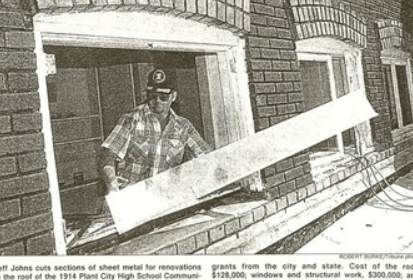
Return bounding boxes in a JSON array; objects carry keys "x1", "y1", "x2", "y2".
[{"x1": 1, "y1": 0, "x2": 413, "y2": 262}]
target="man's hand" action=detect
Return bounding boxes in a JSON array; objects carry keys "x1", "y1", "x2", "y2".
[{"x1": 108, "y1": 179, "x2": 119, "y2": 193}]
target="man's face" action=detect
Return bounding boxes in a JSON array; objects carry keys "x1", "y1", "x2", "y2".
[{"x1": 148, "y1": 90, "x2": 176, "y2": 115}]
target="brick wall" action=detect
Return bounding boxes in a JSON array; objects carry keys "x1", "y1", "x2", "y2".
[
  {"x1": 245, "y1": 0, "x2": 413, "y2": 210},
  {"x1": 290, "y1": 0, "x2": 368, "y2": 47},
  {"x1": 35, "y1": 0, "x2": 251, "y2": 34},
  {"x1": 246, "y1": 0, "x2": 313, "y2": 204},
  {"x1": 0, "y1": 2, "x2": 55, "y2": 255}
]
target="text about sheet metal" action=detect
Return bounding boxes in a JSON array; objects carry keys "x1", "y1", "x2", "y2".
[{"x1": 1, "y1": 255, "x2": 413, "y2": 280}]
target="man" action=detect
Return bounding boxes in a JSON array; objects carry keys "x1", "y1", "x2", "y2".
[{"x1": 101, "y1": 68, "x2": 211, "y2": 193}]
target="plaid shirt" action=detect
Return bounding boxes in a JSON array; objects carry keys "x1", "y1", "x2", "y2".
[{"x1": 102, "y1": 104, "x2": 211, "y2": 185}]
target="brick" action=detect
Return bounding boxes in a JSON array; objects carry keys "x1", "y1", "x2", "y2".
[
  {"x1": 278, "y1": 180, "x2": 295, "y2": 196},
  {"x1": 286, "y1": 191, "x2": 298, "y2": 205},
  {"x1": 265, "y1": 173, "x2": 285, "y2": 186},
  {"x1": 0, "y1": 52, "x2": 36, "y2": 70},
  {"x1": 239, "y1": 212, "x2": 253, "y2": 228},
  {"x1": 288, "y1": 92, "x2": 303, "y2": 103},
  {"x1": 0, "y1": 199, "x2": 20, "y2": 221},
  {"x1": 18, "y1": 151, "x2": 47, "y2": 173},
  {"x1": 225, "y1": 219, "x2": 240, "y2": 235},
  {"x1": 248, "y1": 48, "x2": 261, "y2": 59},
  {"x1": 276, "y1": 158, "x2": 294, "y2": 172},
  {"x1": 285, "y1": 166, "x2": 304, "y2": 181},
  {"x1": 265, "y1": 0, "x2": 283, "y2": 8},
  {"x1": 265, "y1": 200, "x2": 277, "y2": 215},
  {"x1": 269, "y1": 39, "x2": 294, "y2": 49},
  {"x1": 0, "y1": 213, "x2": 53, "y2": 245},
  {"x1": 0, "y1": 93, "x2": 40, "y2": 112},
  {"x1": 303, "y1": 162, "x2": 311, "y2": 173},
  {"x1": 154, "y1": 244, "x2": 177, "y2": 255},
  {"x1": 297, "y1": 187, "x2": 307, "y2": 200},
  {"x1": 283, "y1": 72, "x2": 300, "y2": 82},
  {"x1": 275, "y1": 197, "x2": 287, "y2": 210},
  {"x1": 256, "y1": 95, "x2": 267, "y2": 106},
  {"x1": 254, "y1": 83, "x2": 275, "y2": 93},
  {"x1": 261, "y1": 48, "x2": 280, "y2": 59},
  {"x1": 249, "y1": 37, "x2": 270, "y2": 48},
  {"x1": 276, "y1": 82, "x2": 294, "y2": 93},
  {"x1": 176, "y1": 237, "x2": 196, "y2": 254},
  {"x1": 293, "y1": 153, "x2": 309, "y2": 166},
  {"x1": 252, "y1": 72, "x2": 264, "y2": 81},
  {"x1": 306, "y1": 184, "x2": 316, "y2": 196},
  {"x1": 253, "y1": 3, "x2": 274, "y2": 15},
  {"x1": 290, "y1": 61, "x2": 300, "y2": 70},
  {"x1": 0, "y1": 116, "x2": 12, "y2": 133},
  {"x1": 8, "y1": 73, "x2": 38, "y2": 91},
  {"x1": 22, "y1": 192, "x2": 52, "y2": 215},
  {"x1": 0, "y1": 157, "x2": 17, "y2": 177},
  {"x1": 209, "y1": 225, "x2": 225, "y2": 242},
  {"x1": 55, "y1": 0, "x2": 74, "y2": 7},
  {"x1": 26, "y1": 231, "x2": 55, "y2": 255},
  {"x1": 18, "y1": 133, "x2": 45, "y2": 153},
  {"x1": 0, "y1": 242, "x2": 24, "y2": 255},
  {"x1": 251, "y1": 59, "x2": 272, "y2": 70},
  {"x1": 266, "y1": 186, "x2": 280, "y2": 199},
  {"x1": 250, "y1": 14, "x2": 267, "y2": 25},
  {"x1": 13, "y1": 113, "x2": 42, "y2": 132},
  {"x1": 252, "y1": 206, "x2": 266, "y2": 221},
  {"x1": 244, "y1": 13, "x2": 251, "y2": 30},
  {"x1": 258, "y1": 106, "x2": 276, "y2": 117},
  {"x1": 36, "y1": 0, "x2": 56, "y2": 9},
  {"x1": 323, "y1": 176, "x2": 331, "y2": 188},
  {"x1": 277, "y1": 28, "x2": 292, "y2": 39},
  {"x1": 5, "y1": 32, "x2": 35, "y2": 49},
  {"x1": 0, "y1": 172, "x2": 49, "y2": 199},
  {"x1": 0, "y1": 133, "x2": 44, "y2": 156},
  {"x1": 268, "y1": 94, "x2": 287, "y2": 104},
  {"x1": 226, "y1": 6, "x2": 235, "y2": 25},
  {"x1": 267, "y1": 17, "x2": 285, "y2": 28},
  {"x1": 217, "y1": 1, "x2": 226, "y2": 21},
  {"x1": 315, "y1": 182, "x2": 324, "y2": 192},
  {"x1": 295, "y1": 173, "x2": 313, "y2": 188},
  {"x1": 263, "y1": 166, "x2": 276, "y2": 177},
  {"x1": 270, "y1": 115, "x2": 288, "y2": 125},
  {"x1": 274, "y1": 7, "x2": 286, "y2": 18},
  {"x1": 257, "y1": 118, "x2": 269, "y2": 129},
  {"x1": 195, "y1": 231, "x2": 209, "y2": 248},
  {"x1": 277, "y1": 104, "x2": 296, "y2": 114},
  {"x1": 257, "y1": 26, "x2": 277, "y2": 37},
  {"x1": 272, "y1": 61, "x2": 291, "y2": 70},
  {"x1": 0, "y1": 12, "x2": 25, "y2": 28}
]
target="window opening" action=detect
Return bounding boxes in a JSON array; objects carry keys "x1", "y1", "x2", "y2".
[
  {"x1": 381, "y1": 53, "x2": 413, "y2": 131},
  {"x1": 382, "y1": 65, "x2": 399, "y2": 130},
  {"x1": 396, "y1": 65, "x2": 413, "y2": 126},
  {"x1": 44, "y1": 45, "x2": 231, "y2": 250},
  {"x1": 299, "y1": 56, "x2": 356, "y2": 155},
  {"x1": 296, "y1": 38, "x2": 372, "y2": 184}
]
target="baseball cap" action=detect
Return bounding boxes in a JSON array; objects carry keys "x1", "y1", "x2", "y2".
[{"x1": 146, "y1": 68, "x2": 174, "y2": 94}]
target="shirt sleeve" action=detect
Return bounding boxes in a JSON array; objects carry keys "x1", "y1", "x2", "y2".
[
  {"x1": 101, "y1": 114, "x2": 135, "y2": 160},
  {"x1": 185, "y1": 123, "x2": 211, "y2": 159}
]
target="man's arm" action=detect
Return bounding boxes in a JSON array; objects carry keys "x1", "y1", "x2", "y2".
[
  {"x1": 185, "y1": 123, "x2": 211, "y2": 158},
  {"x1": 100, "y1": 113, "x2": 135, "y2": 193},
  {"x1": 101, "y1": 148, "x2": 119, "y2": 193}
]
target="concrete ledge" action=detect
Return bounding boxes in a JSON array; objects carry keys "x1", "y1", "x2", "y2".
[
  {"x1": 65, "y1": 149, "x2": 405, "y2": 255},
  {"x1": 105, "y1": 150, "x2": 398, "y2": 254}
]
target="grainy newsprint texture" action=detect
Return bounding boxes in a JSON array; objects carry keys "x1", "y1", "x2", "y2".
[{"x1": 0, "y1": 0, "x2": 413, "y2": 256}]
